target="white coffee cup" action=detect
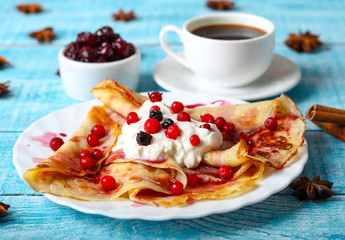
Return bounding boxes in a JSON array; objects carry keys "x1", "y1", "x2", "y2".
[{"x1": 159, "y1": 13, "x2": 275, "y2": 87}]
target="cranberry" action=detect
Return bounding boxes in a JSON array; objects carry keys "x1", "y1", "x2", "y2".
[
  {"x1": 91, "y1": 148, "x2": 103, "y2": 160},
  {"x1": 148, "y1": 92, "x2": 163, "y2": 102},
  {"x1": 78, "y1": 46, "x2": 97, "y2": 62},
  {"x1": 87, "y1": 133, "x2": 100, "y2": 147},
  {"x1": 136, "y1": 131, "x2": 152, "y2": 146},
  {"x1": 265, "y1": 117, "x2": 278, "y2": 131},
  {"x1": 101, "y1": 175, "x2": 117, "y2": 191},
  {"x1": 218, "y1": 165, "x2": 233, "y2": 179},
  {"x1": 80, "y1": 156, "x2": 96, "y2": 169},
  {"x1": 150, "y1": 105, "x2": 161, "y2": 112},
  {"x1": 79, "y1": 149, "x2": 91, "y2": 159},
  {"x1": 171, "y1": 101, "x2": 184, "y2": 113},
  {"x1": 50, "y1": 137, "x2": 64, "y2": 151},
  {"x1": 97, "y1": 42, "x2": 115, "y2": 60},
  {"x1": 199, "y1": 123, "x2": 211, "y2": 130},
  {"x1": 165, "y1": 125, "x2": 180, "y2": 140},
  {"x1": 222, "y1": 122, "x2": 236, "y2": 135},
  {"x1": 187, "y1": 174, "x2": 198, "y2": 187},
  {"x1": 76, "y1": 32, "x2": 95, "y2": 46},
  {"x1": 215, "y1": 117, "x2": 226, "y2": 130},
  {"x1": 91, "y1": 124, "x2": 106, "y2": 138},
  {"x1": 200, "y1": 114, "x2": 215, "y2": 123},
  {"x1": 170, "y1": 181, "x2": 184, "y2": 195},
  {"x1": 64, "y1": 42, "x2": 80, "y2": 60},
  {"x1": 114, "y1": 38, "x2": 135, "y2": 58},
  {"x1": 126, "y1": 112, "x2": 139, "y2": 125},
  {"x1": 161, "y1": 118, "x2": 174, "y2": 129},
  {"x1": 149, "y1": 109, "x2": 163, "y2": 121},
  {"x1": 144, "y1": 118, "x2": 161, "y2": 134},
  {"x1": 177, "y1": 111, "x2": 191, "y2": 122},
  {"x1": 190, "y1": 134, "x2": 201, "y2": 146},
  {"x1": 95, "y1": 26, "x2": 115, "y2": 41}
]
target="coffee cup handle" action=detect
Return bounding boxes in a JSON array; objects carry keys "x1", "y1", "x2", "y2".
[{"x1": 159, "y1": 25, "x2": 189, "y2": 68}]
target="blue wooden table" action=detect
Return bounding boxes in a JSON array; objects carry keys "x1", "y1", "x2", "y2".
[{"x1": 1, "y1": 0, "x2": 345, "y2": 239}]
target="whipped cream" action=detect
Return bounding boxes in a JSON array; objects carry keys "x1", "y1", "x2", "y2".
[{"x1": 117, "y1": 100, "x2": 223, "y2": 168}]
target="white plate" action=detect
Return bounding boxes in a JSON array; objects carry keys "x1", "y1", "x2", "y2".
[
  {"x1": 13, "y1": 93, "x2": 308, "y2": 221},
  {"x1": 153, "y1": 53, "x2": 301, "y2": 101}
]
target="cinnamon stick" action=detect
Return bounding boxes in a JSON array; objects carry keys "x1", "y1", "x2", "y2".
[{"x1": 306, "y1": 104, "x2": 345, "y2": 125}]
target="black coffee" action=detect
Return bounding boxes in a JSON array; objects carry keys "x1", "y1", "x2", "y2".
[{"x1": 191, "y1": 24, "x2": 267, "y2": 40}]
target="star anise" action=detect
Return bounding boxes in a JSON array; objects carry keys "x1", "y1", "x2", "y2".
[
  {"x1": 29, "y1": 27, "x2": 56, "y2": 42},
  {"x1": 289, "y1": 176, "x2": 334, "y2": 200},
  {"x1": 207, "y1": 0, "x2": 234, "y2": 10},
  {"x1": 16, "y1": 3, "x2": 42, "y2": 14},
  {"x1": 112, "y1": 9, "x2": 136, "y2": 22},
  {"x1": 0, "y1": 81, "x2": 10, "y2": 97},
  {"x1": 285, "y1": 31, "x2": 323, "y2": 53},
  {"x1": 0, "y1": 201, "x2": 10, "y2": 218},
  {"x1": 0, "y1": 56, "x2": 9, "y2": 68}
]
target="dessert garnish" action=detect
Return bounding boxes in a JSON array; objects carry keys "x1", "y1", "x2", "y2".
[
  {"x1": 136, "y1": 131, "x2": 152, "y2": 146},
  {"x1": 101, "y1": 176, "x2": 117, "y2": 191},
  {"x1": 0, "y1": 201, "x2": 10, "y2": 218},
  {"x1": 112, "y1": 9, "x2": 136, "y2": 22},
  {"x1": 29, "y1": 27, "x2": 56, "y2": 42},
  {"x1": 0, "y1": 81, "x2": 10, "y2": 97},
  {"x1": 148, "y1": 92, "x2": 163, "y2": 102},
  {"x1": 285, "y1": 31, "x2": 323, "y2": 53},
  {"x1": 16, "y1": 3, "x2": 42, "y2": 14},
  {"x1": 49, "y1": 137, "x2": 64, "y2": 151},
  {"x1": 289, "y1": 176, "x2": 334, "y2": 200},
  {"x1": 306, "y1": 104, "x2": 345, "y2": 142},
  {"x1": 206, "y1": 0, "x2": 234, "y2": 10},
  {"x1": 0, "y1": 56, "x2": 10, "y2": 68},
  {"x1": 63, "y1": 26, "x2": 135, "y2": 62}
]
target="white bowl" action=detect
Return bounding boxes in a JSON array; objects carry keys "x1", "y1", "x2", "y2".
[{"x1": 58, "y1": 46, "x2": 141, "y2": 101}]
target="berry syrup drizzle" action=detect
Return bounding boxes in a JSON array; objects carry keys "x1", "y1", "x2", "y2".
[
  {"x1": 30, "y1": 132, "x2": 57, "y2": 147},
  {"x1": 185, "y1": 99, "x2": 232, "y2": 109}
]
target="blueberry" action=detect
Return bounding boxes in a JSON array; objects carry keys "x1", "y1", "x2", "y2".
[
  {"x1": 149, "y1": 110, "x2": 163, "y2": 121},
  {"x1": 136, "y1": 131, "x2": 152, "y2": 146},
  {"x1": 161, "y1": 118, "x2": 174, "y2": 129}
]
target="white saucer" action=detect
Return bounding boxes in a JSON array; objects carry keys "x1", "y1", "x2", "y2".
[{"x1": 153, "y1": 53, "x2": 301, "y2": 101}]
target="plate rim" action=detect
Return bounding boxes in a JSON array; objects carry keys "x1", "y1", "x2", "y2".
[{"x1": 13, "y1": 93, "x2": 308, "y2": 221}]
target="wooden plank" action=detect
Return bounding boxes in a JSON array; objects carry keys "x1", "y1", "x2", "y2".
[
  {"x1": 0, "y1": 195, "x2": 344, "y2": 239},
  {"x1": 1, "y1": 131, "x2": 343, "y2": 195},
  {"x1": 0, "y1": 0, "x2": 344, "y2": 45}
]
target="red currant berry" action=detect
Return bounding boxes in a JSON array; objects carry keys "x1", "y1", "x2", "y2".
[
  {"x1": 144, "y1": 118, "x2": 161, "y2": 134},
  {"x1": 215, "y1": 117, "x2": 226, "y2": 130},
  {"x1": 200, "y1": 114, "x2": 215, "y2": 123},
  {"x1": 190, "y1": 135, "x2": 201, "y2": 146},
  {"x1": 126, "y1": 112, "x2": 139, "y2": 125},
  {"x1": 150, "y1": 105, "x2": 161, "y2": 112},
  {"x1": 171, "y1": 101, "x2": 184, "y2": 113},
  {"x1": 101, "y1": 175, "x2": 117, "y2": 191},
  {"x1": 265, "y1": 117, "x2": 278, "y2": 131},
  {"x1": 80, "y1": 149, "x2": 91, "y2": 159},
  {"x1": 50, "y1": 137, "x2": 64, "y2": 151},
  {"x1": 91, "y1": 148, "x2": 103, "y2": 160},
  {"x1": 187, "y1": 174, "x2": 199, "y2": 187},
  {"x1": 200, "y1": 123, "x2": 211, "y2": 130},
  {"x1": 222, "y1": 122, "x2": 236, "y2": 135},
  {"x1": 218, "y1": 165, "x2": 234, "y2": 179},
  {"x1": 148, "y1": 92, "x2": 163, "y2": 102},
  {"x1": 170, "y1": 181, "x2": 184, "y2": 195},
  {"x1": 80, "y1": 156, "x2": 96, "y2": 169},
  {"x1": 91, "y1": 124, "x2": 105, "y2": 138},
  {"x1": 87, "y1": 133, "x2": 100, "y2": 147},
  {"x1": 165, "y1": 125, "x2": 181, "y2": 140},
  {"x1": 177, "y1": 111, "x2": 191, "y2": 122}
]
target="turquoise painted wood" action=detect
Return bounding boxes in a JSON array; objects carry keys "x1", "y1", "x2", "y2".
[{"x1": 1, "y1": 0, "x2": 345, "y2": 239}]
